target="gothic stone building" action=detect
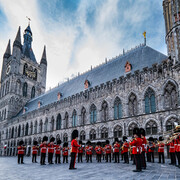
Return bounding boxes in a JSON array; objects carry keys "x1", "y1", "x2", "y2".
[{"x1": 0, "y1": 0, "x2": 180, "y2": 156}]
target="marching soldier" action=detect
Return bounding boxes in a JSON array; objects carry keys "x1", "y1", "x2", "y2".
[
  {"x1": 148, "y1": 137, "x2": 155, "y2": 163},
  {"x1": 166, "y1": 138, "x2": 176, "y2": 165},
  {"x1": 95, "y1": 141, "x2": 102, "y2": 163},
  {"x1": 85, "y1": 141, "x2": 93, "y2": 163},
  {"x1": 140, "y1": 128, "x2": 147, "y2": 169},
  {"x1": 113, "y1": 138, "x2": 120, "y2": 163},
  {"x1": 40, "y1": 136, "x2": 48, "y2": 165},
  {"x1": 122, "y1": 136, "x2": 129, "y2": 164},
  {"x1": 157, "y1": 136, "x2": 165, "y2": 164},
  {"x1": 55, "y1": 140, "x2": 62, "y2": 164},
  {"x1": 102, "y1": 145, "x2": 105, "y2": 160},
  {"x1": 105, "y1": 140, "x2": 112, "y2": 163},
  {"x1": 69, "y1": 130, "x2": 81, "y2": 170},
  {"x1": 78, "y1": 140, "x2": 83, "y2": 163},
  {"x1": 32, "y1": 141, "x2": 39, "y2": 163},
  {"x1": 176, "y1": 134, "x2": 180, "y2": 168},
  {"x1": 129, "y1": 128, "x2": 143, "y2": 172},
  {"x1": 63, "y1": 142, "x2": 69, "y2": 163},
  {"x1": 48, "y1": 137, "x2": 55, "y2": 164},
  {"x1": 17, "y1": 140, "x2": 26, "y2": 164}
]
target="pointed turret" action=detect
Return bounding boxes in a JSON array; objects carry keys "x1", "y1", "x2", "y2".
[
  {"x1": 13, "y1": 26, "x2": 22, "y2": 49},
  {"x1": 40, "y1": 46, "x2": 47, "y2": 65},
  {"x1": 3, "y1": 40, "x2": 11, "y2": 58}
]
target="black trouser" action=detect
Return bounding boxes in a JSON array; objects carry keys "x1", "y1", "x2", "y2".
[
  {"x1": 149, "y1": 152, "x2": 154, "y2": 162},
  {"x1": 114, "y1": 152, "x2": 119, "y2": 163},
  {"x1": 48, "y1": 153, "x2": 53, "y2": 164},
  {"x1": 177, "y1": 152, "x2": 180, "y2": 166},
  {"x1": 18, "y1": 154, "x2": 24, "y2": 164},
  {"x1": 106, "y1": 153, "x2": 111, "y2": 162},
  {"x1": 97, "y1": 154, "x2": 101, "y2": 162},
  {"x1": 141, "y1": 151, "x2": 146, "y2": 168},
  {"x1": 63, "y1": 155, "x2": 68, "y2": 163},
  {"x1": 124, "y1": 152, "x2": 129, "y2": 164},
  {"x1": 103, "y1": 154, "x2": 105, "y2": 160},
  {"x1": 86, "y1": 154, "x2": 92, "y2": 162},
  {"x1": 112, "y1": 153, "x2": 114, "y2": 160},
  {"x1": 170, "y1": 152, "x2": 176, "y2": 165},
  {"x1": 40, "y1": 153, "x2": 46, "y2": 165},
  {"x1": 158, "y1": 152, "x2": 165, "y2": 163},
  {"x1": 32, "y1": 154, "x2": 37, "y2": 163},
  {"x1": 78, "y1": 153, "x2": 83, "y2": 163},
  {"x1": 134, "y1": 154, "x2": 142, "y2": 171},
  {"x1": 69, "y1": 152, "x2": 76, "y2": 169},
  {"x1": 55, "y1": 154, "x2": 61, "y2": 164},
  {"x1": 146, "y1": 152, "x2": 150, "y2": 162},
  {"x1": 121, "y1": 153, "x2": 124, "y2": 160}
]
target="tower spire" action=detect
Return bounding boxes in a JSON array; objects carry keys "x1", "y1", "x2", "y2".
[
  {"x1": 3, "y1": 39, "x2": 11, "y2": 58},
  {"x1": 40, "y1": 46, "x2": 47, "y2": 65},
  {"x1": 13, "y1": 26, "x2": 22, "y2": 48}
]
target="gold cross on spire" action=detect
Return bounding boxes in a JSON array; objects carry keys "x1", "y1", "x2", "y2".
[
  {"x1": 143, "y1": 31, "x2": 146, "y2": 39},
  {"x1": 26, "y1": 16, "x2": 31, "y2": 25}
]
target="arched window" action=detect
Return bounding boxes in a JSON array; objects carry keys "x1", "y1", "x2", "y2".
[
  {"x1": 64, "y1": 112, "x2": 68, "y2": 129},
  {"x1": 22, "y1": 125, "x2": 24, "y2": 136},
  {"x1": 101, "y1": 127, "x2": 108, "y2": 139},
  {"x1": 51, "y1": 116, "x2": 54, "y2": 131},
  {"x1": 145, "y1": 121, "x2": 158, "y2": 135},
  {"x1": 16, "y1": 79, "x2": 21, "y2": 94},
  {"x1": 72, "y1": 110, "x2": 77, "y2": 127},
  {"x1": 81, "y1": 107, "x2": 86, "y2": 125},
  {"x1": 102, "y1": 101, "x2": 108, "y2": 121},
  {"x1": 63, "y1": 133, "x2": 68, "y2": 142},
  {"x1": 30, "y1": 122, "x2": 33, "y2": 135},
  {"x1": 18, "y1": 125, "x2": 21, "y2": 137},
  {"x1": 114, "y1": 125, "x2": 122, "y2": 138},
  {"x1": 128, "y1": 93, "x2": 137, "y2": 116},
  {"x1": 6, "y1": 129, "x2": 8, "y2": 139},
  {"x1": 89, "y1": 129, "x2": 96, "y2": 140},
  {"x1": 56, "y1": 134, "x2": 60, "y2": 142},
  {"x1": 15, "y1": 127, "x2": 17, "y2": 138},
  {"x1": 80, "y1": 130, "x2": 86, "y2": 140},
  {"x1": 56, "y1": 114, "x2": 61, "y2": 130},
  {"x1": 114, "y1": 97, "x2": 122, "y2": 119},
  {"x1": 31, "y1": 86, "x2": 35, "y2": 99},
  {"x1": 25, "y1": 123, "x2": 29, "y2": 136},
  {"x1": 164, "y1": 82, "x2": 178, "y2": 109},
  {"x1": 23, "y1": 82, "x2": 28, "y2": 97},
  {"x1": 128, "y1": 123, "x2": 138, "y2": 137},
  {"x1": 4, "y1": 109, "x2": 6, "y2": 120},
  {"x1": 145, "y1": 88, "x2": 156, "y2": 114},
  {"x1": 39, "y1": 120, "x2": 43, "y2": 133},
  {"x1": 9, "y1": 128, "x2": 11, "y2": 139},
  {"x1": 11, "y1": 127, "x2": 14, "y2": 138},
  {"x1": 23, "y1": 63, "x2": 28, "y2": 75},
  {"x1": 34, "y1": 121, "x2": 37, "y2": 134},
  {"x1": 44, "y1": 118, "x2": 48, "y2": 132},
  {"x1": 5, "y1": 81, "x2": 10, "y2": 94},
  {"x1": 166, "y1": 117, "x2": 179, "y2": 131},
  {"x1": 90, "y1": 104, "x2": 97, "y2": 124}
]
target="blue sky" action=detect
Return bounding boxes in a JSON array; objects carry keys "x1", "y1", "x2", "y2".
[{"x1": 0, "y1": 0, "x2": 166, "y2": 89}]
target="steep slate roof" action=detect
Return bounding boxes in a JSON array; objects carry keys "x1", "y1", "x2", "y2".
[{"x1": 17, "y1": 45, "x2": 167, "y2": 117}]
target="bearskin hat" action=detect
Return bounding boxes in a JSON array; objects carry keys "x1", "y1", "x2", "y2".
[
  {"x1": 159, "y1": 136, "x2": 164, "y2": 141},
  {"x1": 114, "y1": 138, "x2": 119, "y2": 142},
  {"x1": 19, "y1": 140, "x2": 24, "y2": 146},
  {"x1": 79, "y1": 140, "x2": 82, "y2": 145},
  {"x1": 106, "y1": 140, "x2": 110, "y2": 144},
  {"x1": 86, "y1": 140, "x2": 91, "y2": 145},
  {"x1": 33, "y1": 141, "x2": 38, "y2": 146},
  {"x1": 63, "y1": 143, "x2": 66, "y2": 147},
  {"x1": 123, "y1": 136, "x2": 127, "y2": 142},
  {"x1": 42, "y1": 136, "x2": 48, "y2": 142},
  {"x1": 50, "y1": 137, "x2": 55, "y2": 142},
  {"x1": 140, "y1": 128, "x2": 146, "y2": 136},
  {"x1": 57, "y1": 140, "x2": 61, "y2": 145},
  {"x1": 148, "y1": 137, "x2": 154, "y2": 142},
  {"x1": 72, "y1": 130, "x2": 78, "y2": 139},
  {"x1": 97, "y1": 141, "x2": 101, "y2": 146},
  {"x1": 133, "y1": 128, "x2": 140, "y2": 137}
]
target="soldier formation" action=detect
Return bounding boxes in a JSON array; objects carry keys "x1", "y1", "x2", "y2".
[{"x1": 17, "y1": 126, "x2": 180, "y2": 172}]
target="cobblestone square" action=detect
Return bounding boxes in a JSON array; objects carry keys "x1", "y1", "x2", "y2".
[{"x1": 0, "y1": 156, "x2": 179, "y2": 180}]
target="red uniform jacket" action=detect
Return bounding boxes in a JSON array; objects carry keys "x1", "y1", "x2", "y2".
[
  {"x1": 141, "y1": 137, "x2": 147, "y2": 152},
  {"x1": 63, "y1": 147, "x2": 69, "y2": 156},
  {"x1": 48, "y1": 144, "x2": 55, "y2": 153},
  {"x1": 123, "y1": 142, "x2": 129, "y2": 153},
  {"x1": 78, "y1": 146, "x2": 83, "y2": 154},
  {"x1": 114, "y1": 143, "x2": 120, "y2": 153},
  {"x1": 32, "y1": 145, "x2": 38, "y2": 155},
  {"x1": 95, "y1": 146, "x2": 102, "y2": 154},
  {"x1": 55, "y1": 145, "x2": 61, "y2": 155},
  {"x1": 130, "y1": 138, "x2": 143, "y2": 154},
  {"x1": 174, "y1": 139, "x2": 177, "y2": 152},
  {"x1": 158, "y1": 143, "x2": 165, "y2": 153},
  {"x1": 105, "y1": 145, "x2": 111, "y2": 154},
  {"x1": 177, "y1": 139, "x2": 180, "y2": 152},
  {"x1": 40, "y1": 144, "x2": 47, "y2": 153},
  {"x1": 148, "y1": 143, "x2": 155, "y2": 153},
  {"x1": 71, "y1": 139, "x2": 80, "y2": 153},
  {"x1": 166, "y1": 142, "x2": 175, "y2": 153},
  {"x1": 85, "y1": 146, "x2": 93, "y2": 155},
  {"x1": 18, "y1": 146, "x2": 25, "y2": 155}
]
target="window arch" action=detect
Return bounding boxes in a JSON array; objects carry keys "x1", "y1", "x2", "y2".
[
  {"x1": 51, "y1": 116, "x2": 54, "y2": 131},
  {"x1": 114, "y1": 125, "x2": 122, "y2": 138},
  {"x1": 39, "y1": 120, "x2": 43, "y2": 133},
  {"x1": 114, "y1": 97, "x2": 122, "y2": 119},
  {"x1": 56, "y1": 114, "x2": 61, "y2": 130},
  {"x1": 90, "y1": 104, "x2": 97, "y2": 124},
  {"x1": 15, "y1": 127, "x2": 17, "y2": 138},
  {"x1": 4, "y1": 109, "x2": 6, "y2": 120},
  {"x1": 64, "y1": 112, "x2": 68, "y2": 129},
  {"x1": 23, "y1": 82, "x2": 28, "y2": 97},
  {"x1": 6, "y1": 129, "x2": 8, "y2": 139},
  {"x1": 18, "y1": 125, "x2": 21, "y2": 137},
  {"x1": 11, "y1": 127, "x2": 14, "y2": 138},
  {"x1": 22, "y1": 125, "x2": 24, "y2": 136},
  {"x1": 101, "y1": 101, "x2": 108, "y2": 121},
  {"x1": 30, "y1": 122, "x2": 33, "y2": 135},
  {"x1": 44, "y1": 118, "x2": 48, "y2": 132},
  {"x1": 25, "y1": 123, "x2": 29, "y2": 136},
  {"x1": 89, "y1": 129, "x2": 96, "y2": 140},
  {"x1": 101, "y1": 127, "x2": 108, "y2": 139},
  {"x1": 81, "y1": 107, "x2": 86, "y2": 125},
  {"x1": 80, "y1": 130, "x2": 86, "y2": 140},
  {"x1": 128, "y1": 123, "x2": 138, "y2": 137},
  {"x1": 72, "y1": 110, "x2": 77, "y2": 127},
  {"x1": 166, "y1": 117, "x2": 179, "y2": 131},
  {"x1": 56, "y1": 134, "x2": 60, "y2": 142},
  {"x1": 145, "y1": 88, "x2": 156, "y2": 114},
  {"x1": 23, "y1": 63, "x2": 28, "y2": 75},
  {"x1": 31, "y1": 86, "x2": 35, "y2": 99},
  {"x1": 164, "y1": 81, "x2": 178, "y2": 109},
  {"x1": 63, "y1": 133, "x2": 68, "y2": 142},
  {"x1": 128, "y1": 93, "x2": 137, "y2": 116},
  {"x1": 34, "y1": 121, "x2": 37, "y2": 134},
  {"x1": 145, "y1": 120, "x2": 158, "y2": 135}
]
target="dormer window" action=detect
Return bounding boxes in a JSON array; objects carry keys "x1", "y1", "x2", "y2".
[
  {"x1": 84, "y1": 80, "x2": 90, "y2": 89},
  {"x1": 125, "y1": 61, "x2": 132, "y2": 73},
  {"x1": 57, "y1": 92, "x2": 62, "y2": 101}
]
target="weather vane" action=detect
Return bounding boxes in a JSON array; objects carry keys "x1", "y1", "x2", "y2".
[{"x1": 26, "y1": 16, "x2": 31, "y2": 25}]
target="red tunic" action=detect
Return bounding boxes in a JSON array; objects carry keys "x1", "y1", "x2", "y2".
[
  {"x1": 141, "y1": 137, "x2": 147, "y2": 152},
  {"x1": 71, "y1": 139, "x2": 80, "y2": 153},
  {"x1": 166, "y1": 142, "x2": 175, "y2": 153},
  {"x1": 85, "y1": 146, "x2": 93, "y2": 155},
  {"x1": 32, "y1": 145, "x2": 38, "y2": 155},
  {"x1": 78, "y1": 146, "x2": 83, "y2": 154},
  {"x1": 148, "y1": 143, "x2": 155, "y2": 153},
  {"x1": 63, "y1": 147, "x2": 69, "y2": 156},
  {"x1": 40, "y1": 144, "x2": 47, "y2": 153},
  {"x1": 55, "y1": 145, "x2": 61, "y2": 155},
  {"x1": 95, "y1": 146, "x2": 102, "y2": 154},
  {"x1": 123, "y1": 142, "x2": 129, "y2": 153},
  {"x1": 158, "y1": 143, "x2": 165, "y2": 153},
  {"x1": 114, "y1": 143, "x2": 120, "y2": 153},
  {"x1": 18, "y1": 146, "x2": 25, "y2": 155},
  {"x1": 130, "y1": 138, "x2": 143, "y2": 154},
  {"x1": 177, "y1": 139, "x2": 180, "y2": 152}
]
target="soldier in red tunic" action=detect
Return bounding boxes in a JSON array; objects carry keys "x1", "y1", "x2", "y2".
[
  {"x1": 113, "y1": 138, "x2": 120, "y2": 163},
  {"x1": 122, "y1": 136, "x2": 129, "y2": 164},
  {"x1": 63, "y1": 142, "x2": 69, "y2": 163},
  {"x1": 129, "y1": 128, "x2": 143, "y2": 172},
  {"x1": 166, "y1": 138, "x2": 176, "y2": 165},
  {"x1": 40, "y1": 136, "x2": 48, "y2": 165},
  {"x1": 157, "y1": 136, "x2": 165, "y2": 163},
  {"x1": 176, "y1": 134, "x2": 180, "y2": 168},
  {"x1": 105, "y1": 140, "x2": 112, "y2": 163},
  {"x1": 95, "y1": 141, "x2": 102, "y2": 163},
  {"x1": 55, "y1": 140, "x2": 62, "y2": 164},
  {"x1": 48, "y1": 137, "x2": 55, "y2": 164},
  {"x1": 32, "y1": 141, "x2": 39, "y2": 163},
  {"x1": 17, "y1": 140, "x2": 26, "y2": 164},
  {"x1": 85, "y1": 141, "x2": 93, "y2": 163},
  {"x1": 78, "y1": 140, "x2": 83, "y2": 163},
  {"x1": 148, "y1": 137, "x2": 155, "y2": 163},
  {"x1": 140, "y1": 128, "x2": 147, "y2": 169},
  {"x1": 69, "y1": 130, "x2": 81, "y2": 170}
]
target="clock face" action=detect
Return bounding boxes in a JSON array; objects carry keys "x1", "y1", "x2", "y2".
[{"x1": 6, "y1": 65, "x2": 11, "y2": 75}]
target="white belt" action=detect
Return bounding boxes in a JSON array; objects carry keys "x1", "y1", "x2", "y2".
[
  {"x1": 132, "y1": 146, "x2": 136, "y2": 148},
  {"x1": 178, "y1": 145, "x2": 180, "y2": 146},
  {"x1": 19, "y1": 150, "x2": 24, "y2": 152},
  {"x1": 49, "y1": 148, "x2": 54, "y2": 150},
  {"x1": 42, "y1": 147, "x2": 46, "y2": 149},
  {"x1": 170, "y1": 147, "x2": 175, "y2": 148},
  {"x1": 33, "y1": 150, "x2": 38, "y2": 152},
  {"x1": 159, "y1": 147, "x2": 164, "y2": 149}
]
